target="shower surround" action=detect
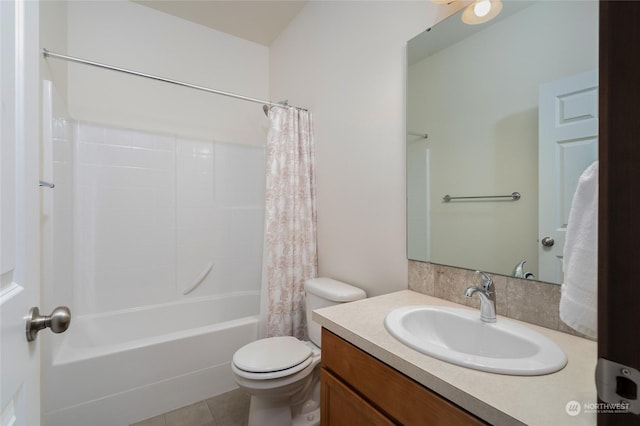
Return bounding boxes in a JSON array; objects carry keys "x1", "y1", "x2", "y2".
[
  {"x1": 71, "y1": 121, "x2": 265, "y2": 315},
  {"x1": 42, "y1": 85, "x2": 265, "y2": 425}
]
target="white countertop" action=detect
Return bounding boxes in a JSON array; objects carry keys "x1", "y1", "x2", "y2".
[{"x1": 313, "y1": 290, "x2": 597, "y2": 426}]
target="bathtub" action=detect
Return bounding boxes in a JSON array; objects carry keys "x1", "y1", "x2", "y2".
[{"x1": 43, "y1": 292, "x2": 260, "y2": 426}]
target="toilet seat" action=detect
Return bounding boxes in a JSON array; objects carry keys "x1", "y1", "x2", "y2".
[{"x1": 233, "y1": 336, "x2": 313, "y2": 380}]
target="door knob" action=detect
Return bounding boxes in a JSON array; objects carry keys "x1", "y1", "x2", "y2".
[
  {"x1": 26, "y1": 306, "x2": 71, "y2": 342},
  {"x1": 541, "y1": 237, "x2": 555, "y2": 247}
]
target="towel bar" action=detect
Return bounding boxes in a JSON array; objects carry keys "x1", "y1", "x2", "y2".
[{"x1": 443, "y1": 192, "x2": 520, "y2": 202}]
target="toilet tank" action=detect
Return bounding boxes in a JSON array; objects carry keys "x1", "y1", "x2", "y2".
[{"x1": 305, "y1": 278, "x2": 366, "y2": 347}]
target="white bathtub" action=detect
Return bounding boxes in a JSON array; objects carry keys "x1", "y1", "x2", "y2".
[{"x1": 43, "y1": 292, "x2": 259, "y2": 426}]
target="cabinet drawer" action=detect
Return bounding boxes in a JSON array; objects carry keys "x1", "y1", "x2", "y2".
[
  {"x1": 321, "y1": 328, "x2": 486, "y2": 425},
  {"x1": 321, "y1": 367, "x2": 395, "y2": 426}
]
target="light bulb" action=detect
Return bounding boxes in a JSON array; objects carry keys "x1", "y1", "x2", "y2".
[
  {"x1": 473, "y1": 0, "x2": 491, "y2": 18},
  {"x1": 462, "y1": 0, "x2": 503, "y2": 25}
]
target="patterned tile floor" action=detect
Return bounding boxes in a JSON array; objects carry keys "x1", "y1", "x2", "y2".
[{"x1": 130, "y1": 388, "x2": 250, "y2": 426}]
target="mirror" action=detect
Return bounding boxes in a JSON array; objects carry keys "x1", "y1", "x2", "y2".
[{"x1": 406, "y1": 1, "x2": 598, "y2": 284}]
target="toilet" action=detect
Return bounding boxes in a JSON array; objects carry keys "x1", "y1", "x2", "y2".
[{"x1": 232, "y1": 277, "x2": 366, "y2": 426}]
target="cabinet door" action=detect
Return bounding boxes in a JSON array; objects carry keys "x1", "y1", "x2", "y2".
[
  {"x1": 322, "y1": 329, "x2": 487, "y2": 426},
  {"x1": 321, "y1": 368, "x2": 394, "y2": 426}
]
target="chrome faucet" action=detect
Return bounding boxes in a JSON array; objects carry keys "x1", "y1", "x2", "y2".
[
  {"x1": 511, "y1": 260, "x2": 535, "y2": 280},
  {"x1": 464, "y1": 271, "x2": 497, "y2": 323},
  {"x1": 511, "y1": 260, "x2": 527, "y2": 278}
]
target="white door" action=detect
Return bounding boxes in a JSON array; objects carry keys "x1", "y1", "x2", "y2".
[
  {"x1": 1, "y1": 1, "x2": 42, "y2": 424},
  {"x1": 538, "y1": 70, "x2": 598, "y2": 283}
]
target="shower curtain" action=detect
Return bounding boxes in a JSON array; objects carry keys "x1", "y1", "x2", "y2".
[{"x1": 261, "y1": 107, "x2": 318, "y2": 339}]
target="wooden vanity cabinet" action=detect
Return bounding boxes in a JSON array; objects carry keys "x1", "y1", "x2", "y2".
[{"x1": 320, "y1": 328, "x2": 487, "y2": 426}]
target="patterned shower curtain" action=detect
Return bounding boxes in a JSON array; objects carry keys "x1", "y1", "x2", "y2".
[{"x1": 262, "y1": 106, "x2": 318, "y2": 339}]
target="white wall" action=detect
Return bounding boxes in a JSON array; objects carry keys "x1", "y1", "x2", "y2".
[
  {"x1": 40, "y1": 1, "x2": 68, "y2": 104},
  {"x1": 65, "y1": 0, "x2": 270, "y2": 145},
  {"x1": 269, "y1": 1, "x2": 460, "y2": 296}
]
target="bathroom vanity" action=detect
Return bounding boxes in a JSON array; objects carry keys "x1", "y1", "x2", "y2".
[
  {"x1": 321, "y1": 328, "x2": 485, "y2": 425},
  {"x1": 315, "y1": 291, "x2": 597, "y2": 426}
]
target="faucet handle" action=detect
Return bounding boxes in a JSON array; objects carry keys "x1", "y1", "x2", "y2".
[{"x1": 475, "y1": 270, "x2": 493, "y2": 292}]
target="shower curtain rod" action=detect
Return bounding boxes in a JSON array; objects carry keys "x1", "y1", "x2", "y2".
[{"x1": 42, "y1": 49, "x2": 306, "y2": 112}]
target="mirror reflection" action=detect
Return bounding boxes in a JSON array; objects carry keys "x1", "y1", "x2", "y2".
[{"x1": 406, "y1": 0, "x2": 598, "y2": 284}]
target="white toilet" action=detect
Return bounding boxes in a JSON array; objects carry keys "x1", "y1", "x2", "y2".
[{"x1": 232, "y1": 277, "x2": 366, "y2": 426}]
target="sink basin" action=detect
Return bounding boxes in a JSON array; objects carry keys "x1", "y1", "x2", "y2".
[{"x1": 384, "y1": 305, "x2": 567, "y2": 375}]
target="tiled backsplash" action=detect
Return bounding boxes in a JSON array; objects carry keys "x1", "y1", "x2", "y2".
[{"x1": 408, "y1": 260, "x2": 593, "y2": 340}]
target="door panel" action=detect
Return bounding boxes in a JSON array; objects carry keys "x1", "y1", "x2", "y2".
[
  {"x1": 538, "y1": 69, "x2": 598, "y2": 283},
  {"x1": 0, "y1": 1, "x2": 41, "y2": 424}
]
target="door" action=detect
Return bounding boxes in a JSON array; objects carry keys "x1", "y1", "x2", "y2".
[
  {"x1": 1, "y1": 1, "x2": 42, "y2": 424},
  {"x1": 598, "y1": 2, "x2": 640, "y2": 423},
  {"x1": 538, "y1": 69, "x2": 598, "y2": 283}
]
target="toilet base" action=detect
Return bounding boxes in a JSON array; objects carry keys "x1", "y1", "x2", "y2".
[
  {"x1": 247, "y1": 398, "x2": 320, "y2": 426},
  {"x1": 246, "y1": 375, "x2": 321, "y2": 426},
  {"x1": 292, "y1": 407, "x2": 320, "y2": 426},
  {"x1": 247, "y1": 396, "x2": 293, "y2": 426}
]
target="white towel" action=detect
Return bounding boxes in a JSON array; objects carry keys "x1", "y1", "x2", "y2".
[{"x1": 560, "y1": 160, "x2": 598, "y2": 339}]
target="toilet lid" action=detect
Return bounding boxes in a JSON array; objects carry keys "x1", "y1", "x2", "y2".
[{"x1": 233, "y1": 336, "x2": 312, "y2": 373}]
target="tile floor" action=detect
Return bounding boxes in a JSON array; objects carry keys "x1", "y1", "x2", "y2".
[{"x1": 130, "y1": 388, "x2": 250, "y2": 426}]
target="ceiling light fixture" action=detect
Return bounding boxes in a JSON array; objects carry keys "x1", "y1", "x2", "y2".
[{"x1": 461, "y1": 0, "x2": 503, "y2": 25}]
